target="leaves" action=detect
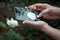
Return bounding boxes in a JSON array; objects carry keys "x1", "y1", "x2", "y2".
[
  {"x1": 5, "y1": 29, "x2": 22, "y2": 40},
  {"x1": 0, "y1": 35, "x2": 4, "y2": 40},
  {"x1": 0, "y1": 22, "x2": 7, "y2": 29}
]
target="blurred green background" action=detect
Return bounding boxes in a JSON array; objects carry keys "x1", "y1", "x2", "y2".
[{"x1": 0, "y1": 0, "x2": 60, "y2": 40}]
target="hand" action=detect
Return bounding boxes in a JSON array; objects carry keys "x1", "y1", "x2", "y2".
[
  {"x1": 23, "y1": 20, "x2": 48, "y2": 30},
  {"x1": 28, "y1": 3, "x2": 60, "y2": 19}
]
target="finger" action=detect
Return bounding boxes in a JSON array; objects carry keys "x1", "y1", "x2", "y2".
[
  {"x1": 23, "y1": 20, "x2": 37, "y2": 26},
  {"x1": 43, "y1": 14, "x2": 51, "y2": 19},
  {"x1": 28, "y1": 5, "x2": 37, "y2": 10},
  {"x1": 43, "y1": 14, "x2": 59, "y2": 19},
  {"x1": 39, "y1": 9, "x2": 49, "y2": 17},
  {"x1": 28, "y1": 3, "x2": 47, "y2": 11},
  {"x1": 22, "y1": 20, "x2": 43, "y2": 27}
]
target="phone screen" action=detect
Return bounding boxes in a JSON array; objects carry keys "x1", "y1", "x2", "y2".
[{"x1": 14, "y1": 7, "x2": 38, "y2": 21}]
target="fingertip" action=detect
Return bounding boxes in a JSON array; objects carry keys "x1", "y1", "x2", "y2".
[
  {"x1": 28, "y1": 6, "x2": 36, "y2": 10},
  {"x1": 23, "y1": 21, "x2": 26, "y2": 24},
  {"x1": 23, "y1": 20, "x2": 30, "y2": 24},
  {"x1": 39, "y1": 13, "x2": 43, "y2": 17},
  {"x1": 23, "y1": 20, "x2": 27, "y2": 24}
]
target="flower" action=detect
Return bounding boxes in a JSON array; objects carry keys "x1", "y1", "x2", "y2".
[
  {"x1": 27, "y1": 12, "x2": 37, "y2": 20},
  {"x1": 7, "y1": 18, "x2": 19, "y2": 27}
]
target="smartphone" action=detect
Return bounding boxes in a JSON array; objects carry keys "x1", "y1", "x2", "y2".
[{"x1": 14, "y1": 7, "x2": 39, "y2": 21}]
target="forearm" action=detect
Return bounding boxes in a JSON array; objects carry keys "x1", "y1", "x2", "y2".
[
  {"x1": 41, "y1": 24, "x2": 60, "y2": 40},
  {"x1": 54, "y1": 7, "x2": 60, "y2": 17}
]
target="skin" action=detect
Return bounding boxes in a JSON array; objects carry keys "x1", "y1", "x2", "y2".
[{"x1": 23, "y1": 3, "x2": 60, "y2": 40}]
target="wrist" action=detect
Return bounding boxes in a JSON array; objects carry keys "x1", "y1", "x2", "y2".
[{"x1": 54, "y1": 7, "x2": 60, "y2": 16}]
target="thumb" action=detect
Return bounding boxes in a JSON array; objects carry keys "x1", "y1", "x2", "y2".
[
  {"x1": 23, "y1": 20, "x2": 37, "y2": 26},
  {"x1": 39, "y1": 9, "x2": 49, "y2": 17}
]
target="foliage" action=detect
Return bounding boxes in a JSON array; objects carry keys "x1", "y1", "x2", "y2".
[{"x1": 0, "y1": 0, "x2": 60, "y2": 40}]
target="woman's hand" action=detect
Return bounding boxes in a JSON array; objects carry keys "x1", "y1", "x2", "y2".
[
  {"x1": 22, "y1": 3, "x2": 60, "y2": 40},
  {"x1": 28, "y1": 3, "x2": 60, "y2": 19},
  {"x1": 23, "y1": 20, "x2": 48, "y2": 30}
]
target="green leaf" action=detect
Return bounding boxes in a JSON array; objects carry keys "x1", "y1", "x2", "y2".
[
  {"x1": 5, "y1": 29, "x2": 22, "y2": 40},
  {"x1": 0, "y1": 22, "x2": 7, "y2": 29},
  {"x1": 14, "y1": 33, "x2": 22, "y2": 40},
  {"x1": 0, "y1": 35, "x2": 4, "y2": 40}
]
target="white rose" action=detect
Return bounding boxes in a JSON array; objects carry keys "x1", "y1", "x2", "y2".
[
  {"x1": 27, "y1": 12, "x2": 37, "y2": 20},
  {"x1": 7, "y1": 18, "x2": 19, "y2": 27}
]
